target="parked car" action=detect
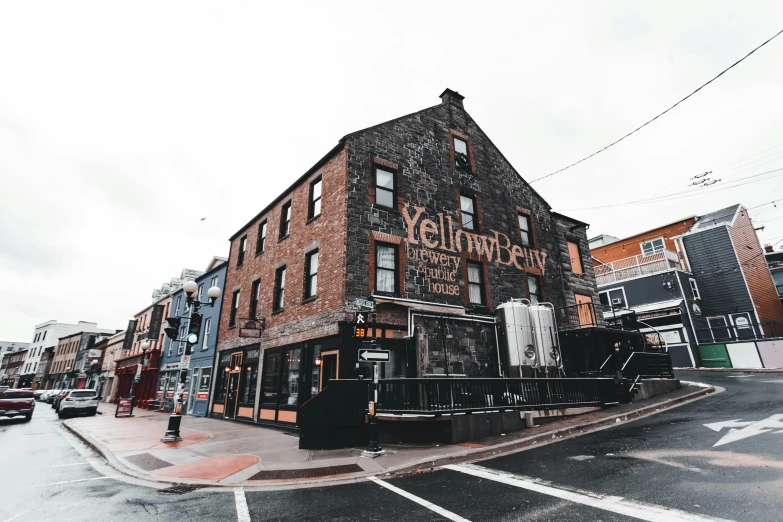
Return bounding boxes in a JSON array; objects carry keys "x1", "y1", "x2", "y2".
[
  {"x1": 34, "y1": 390, "x2": 46, "y2": 401},
  {"x1": 0, "y1": 386, "x2": 9, "y2": 394},
  {"x1": 0, "y1": 389, "x2": 35, "y2": 422},
  {"x1": 52, "y1": 389, "x2": 72, "y2": 410},
  {"x1": 57, "y1": 389, "x2": 98, "y2": 418}
]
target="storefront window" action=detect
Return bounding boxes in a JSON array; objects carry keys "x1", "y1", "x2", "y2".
[
  {"x1": 199, "y1": 368, "x2": 211, "y2": 392},
  {"x1": 167, "y1": 374, "x2": 177, "y2": 392},
  {"x1": 214, "y1": 368, "x2": 227, "y2": 402},
  {"x1": 240, "y1": 363, "x2": 258, "y2": 404},
  {"x1": 261, "y1": 350, "x2": 280, "y2": 405},
  {"x1": 280, "y1": 348, "x2": 301, "y2": 406}
]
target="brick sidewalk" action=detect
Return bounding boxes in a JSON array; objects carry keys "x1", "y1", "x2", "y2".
[{"x1": 63, "y1": 384, "x2": 714, "y2": 488}]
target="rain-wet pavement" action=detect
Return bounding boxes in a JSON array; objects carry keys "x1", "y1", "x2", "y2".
[{"x1": 2, "y1": 371, "x2": 781, "y2": 521}]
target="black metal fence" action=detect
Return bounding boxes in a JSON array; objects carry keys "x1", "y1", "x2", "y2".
[
  {"x1": 375, "y1": 377, "x2": 618, "y2": 415},
  {"x1": 621, "y1": 352, "x2": 674, "y2": 379},
  {"x1": 695, "y1": 320, "x2": 783, "y2": 344}
]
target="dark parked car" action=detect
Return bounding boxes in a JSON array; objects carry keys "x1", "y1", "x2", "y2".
[{"x1": 52, "y1": 389, "x2": 72, "y2": 410}]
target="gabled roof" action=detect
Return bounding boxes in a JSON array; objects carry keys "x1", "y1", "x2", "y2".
[
  {"x1": 690, "y1": 204, "x2": 741, "y2": 232},
  {"x1": 229, "y1": 89, "x2": 562, "y2": 241}
]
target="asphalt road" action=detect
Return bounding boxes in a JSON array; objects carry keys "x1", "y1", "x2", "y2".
[{"x1": 2, "y1": 372, "x2": 782, "y2": 521}]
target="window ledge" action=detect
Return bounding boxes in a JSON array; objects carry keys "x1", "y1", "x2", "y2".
[
  {"x1": 271, "y1": 308, "x2": 284, "y2": 315},
  {"x1": 255, "y1": 251, "x2": 264, "y2": 258},
  {"x1": 236, "y1": 263, "x2": 244, "y2": 269},
  {"x1": 301, "y1": 296, "x2": 318, "y2": 305},
  {"x1": 306, "y1": 214, "x2": 321, "y2": 225},
  {"x1": 278, "y1": 234, "x2": 290, "y2": 242},
  {"x1": 228, "y1": 325, "x2": 237, "y2": 330}
]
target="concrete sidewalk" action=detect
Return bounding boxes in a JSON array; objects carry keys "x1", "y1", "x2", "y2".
[{"x1": 63, "y1": 383, "x2": 715, "y2": 490}]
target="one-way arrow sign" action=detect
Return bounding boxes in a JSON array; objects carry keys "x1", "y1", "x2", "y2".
[{"x1": 359, "y1": 349, "x2": 390, "y2": 362}]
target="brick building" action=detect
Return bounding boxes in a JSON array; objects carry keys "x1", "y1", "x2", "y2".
[{"x1": 212, "y1": 89, "x2": 598, "y2": 425}]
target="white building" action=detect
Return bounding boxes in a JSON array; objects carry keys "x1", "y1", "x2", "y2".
[{"x1": 24, "y1": 320, "x2": 113, "y2": 389}]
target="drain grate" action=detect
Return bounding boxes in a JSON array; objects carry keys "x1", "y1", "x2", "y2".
[
  {"x1": 124, "y1": 453, "x2": 173, "y2": 471},
  {"x1": 158, "y1": 484, "x2": 206, "y2": 495},
  {"x1": 248, "y1": 464, "x2": 363, "y2": 481}
]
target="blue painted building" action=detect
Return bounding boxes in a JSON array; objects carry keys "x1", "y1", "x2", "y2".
[{"x1": 157, "y1": 257, "x2": 227, "y2": 415}]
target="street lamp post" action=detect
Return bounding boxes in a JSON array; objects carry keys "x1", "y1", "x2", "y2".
[
  {"x1": 132, "y1": 341, "x2": 151, "y2": 405},
  {"x1": 161, "y1": 281, "x2": 221, "y2": 443}
]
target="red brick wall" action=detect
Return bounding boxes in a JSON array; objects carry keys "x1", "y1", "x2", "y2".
[
  {"x1": 729, "y1": 209, "x2": 783, "y2": 324},
  {"x1": 591, "y1": 220, "x2": 696, "y2": 266},
  {"x1": 218, "y1": 147, "x2": 349, "y2": 349}
]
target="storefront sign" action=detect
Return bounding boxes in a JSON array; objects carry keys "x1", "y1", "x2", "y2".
[
  {"x1": 161, "y1": 362, "x2": 181, "y2": 371},
  {"x1": 115, "y1": 397, "x2": 134, "y2": 417},
  {"x1": 403, "y1": 203, "x2": 548, "y2": 296},
  {"x1": 166, "y1": 391, "x2": 174, "y2": 398},
  {"x1": 239, "y1": 321, "x2": 262, "y2": 338},
  {"x1": 197, "y1": 392, "x2": 209, "y2": 400},
  {"x1": 637, "y1": 309, "x2": 681, "y2": 320}
]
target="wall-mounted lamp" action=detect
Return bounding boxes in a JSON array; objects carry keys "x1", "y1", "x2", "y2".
[{"x1": 315, "y1": 356, "x2": 321, "y2": 366}]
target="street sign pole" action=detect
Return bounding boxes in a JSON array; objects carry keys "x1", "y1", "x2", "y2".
[{"x1": 363, "y1": 310, "x2": 385, "y2": 458}]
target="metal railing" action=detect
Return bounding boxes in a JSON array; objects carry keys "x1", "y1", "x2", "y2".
[
  {"x1": 375, "y1": 377, "x2": 618, "y2": 415},
  {"x1": 695, "y1": 320, "x2": 783, "y2": 344},
  {"x1": 555, "y1": 302, "x2": 602, "y2": 330},
  {"x1": 621, "y1": 352, "x2": 674, "y2": 379},
  {"x1": 595, "y1": 250, "x2": 681, "y2": 286}
]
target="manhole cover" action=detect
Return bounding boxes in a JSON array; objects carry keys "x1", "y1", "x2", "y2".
[
  {"x1": 124, "y1": 453, "x2": 173, "y2": 471},
  {"x1": 248, "y1": 464, "x2": 363, "y2": 481},
  {"x1": 158, "y1": 484, "x2": 206, "y2": 495}
]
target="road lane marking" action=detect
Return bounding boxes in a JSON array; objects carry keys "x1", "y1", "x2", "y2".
[
  {"x1": 2, "y1": 510, "x2": 29, "y2": 522},
  {"x1": 234, "y1": 488, "x2": 251, "y2": 522},
  {"x1": 368, "y1": 476, "x2": 472, "y2": 522},
  {"x1": 444, "y1": 464, "x2": 732, "y2": 522},
  {"x1": 50, "y1": 462, "x2": 90, "y2": 467},
  {"x1": 704, "y1": 414, "x2": 783, "y2": 446},
  {"x1": 24, "y1": 475, "x2": 121, "y2": 487}
]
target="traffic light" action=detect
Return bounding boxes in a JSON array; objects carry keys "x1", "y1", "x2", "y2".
[
  {"x1": 164, "y1": 317, "x2": 181, "y2": 340},
  {"x1": 186, "y1": 312, "x2": 203, "y2": 346}
]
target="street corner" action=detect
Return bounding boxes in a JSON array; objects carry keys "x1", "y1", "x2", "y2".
[{"x1": 153, "y1": 454, "x2": 260, "y2": 482}]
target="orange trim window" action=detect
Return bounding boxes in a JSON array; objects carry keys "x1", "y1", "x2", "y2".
[{"x1": 567, "y1": 241, "x2": 583, "y2": 275}]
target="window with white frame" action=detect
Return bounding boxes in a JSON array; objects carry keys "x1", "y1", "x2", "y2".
[
  {"x1": 202, "y1": 318, "x2": 211, "y2": 351},
  {"x1": 689, "y1": 278, "x2": 701, "y2": 300},
  {"x1": 210, "y1": 276, "x2": 218, "y2": 288},
  {"x1": 640, "y1": 238, "x2": 665, "y2": 257}
]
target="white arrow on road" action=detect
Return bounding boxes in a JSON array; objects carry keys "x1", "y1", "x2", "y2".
[
  {"x1": 703, "y1": 420, "x2": 754, "y2": 432},
  {"x1": 704, "y1": 414, "x2": 783, "y2": 447}
]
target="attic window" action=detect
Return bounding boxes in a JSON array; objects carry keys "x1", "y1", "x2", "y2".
[
  {"x1": 641, "y1": 238, "x2": 664, "y2": 257},
  {"x1": 453, "y1": 137, "x2": 469, "y2": 170}
]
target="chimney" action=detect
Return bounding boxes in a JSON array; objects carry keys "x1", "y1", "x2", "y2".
[
  {"x1": 439, "y1": 88, "x2": 465, "y2": 108},
  {"x1": 765, "y1": 244, "x2": 774, "y2": 253}
]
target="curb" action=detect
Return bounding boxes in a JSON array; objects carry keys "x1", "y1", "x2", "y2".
[
  {"x1": 61, "y1": 420, "x2": 172, "y2": 487},
  {"x1": 61, "y1": 384, "x2": 715, "y2": 490},
  {"x1": 380, "y1": 383, "x2": 716, "y2": 478},
  {"x1": 676, "y1": 367, "x2": 783, "y2": 374}
]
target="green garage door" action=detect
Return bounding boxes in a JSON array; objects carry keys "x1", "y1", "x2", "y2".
[{"x1": 698, "y1": 344, "x2": 732, "y2": 368}]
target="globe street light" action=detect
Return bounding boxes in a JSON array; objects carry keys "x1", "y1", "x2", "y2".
[{"x1": 161, "y1": 284, "x2": 222, "y2": 443}]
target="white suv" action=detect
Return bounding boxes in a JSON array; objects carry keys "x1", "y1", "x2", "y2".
[{"x1": 57, "y1": 389, "x2": 99, "y2": 418}]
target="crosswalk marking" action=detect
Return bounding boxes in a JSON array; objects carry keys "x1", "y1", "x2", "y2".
[
  {"x1": 368, "y1": 476, "x2": 472, "y2": 522},
  {"x1": 444, "y1": 464, "x2": 733, "y2": 522}
]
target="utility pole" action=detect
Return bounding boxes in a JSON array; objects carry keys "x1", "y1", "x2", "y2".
[{"x1": 362, "y1": 309, "x2": 385, "y2": 458}]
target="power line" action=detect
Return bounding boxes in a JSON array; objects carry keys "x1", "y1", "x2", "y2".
[
  {"x1": 712, "y1": 141, "x2": 783, "y2": 171},
  {"x1": 555, "y1": 167, "x2": 783, "y2": 212},
  {"x1": 530, "y1": 27, "x2": 783, "y2": 184}
]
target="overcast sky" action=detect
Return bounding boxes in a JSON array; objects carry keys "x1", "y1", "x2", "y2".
[{"x1": 2, "y1": 2, "x2": 783, "y2": 341}]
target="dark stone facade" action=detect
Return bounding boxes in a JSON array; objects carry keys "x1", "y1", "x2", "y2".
[{"x1": 343, "y1": 90, "x2": 599, "y2": 315}]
